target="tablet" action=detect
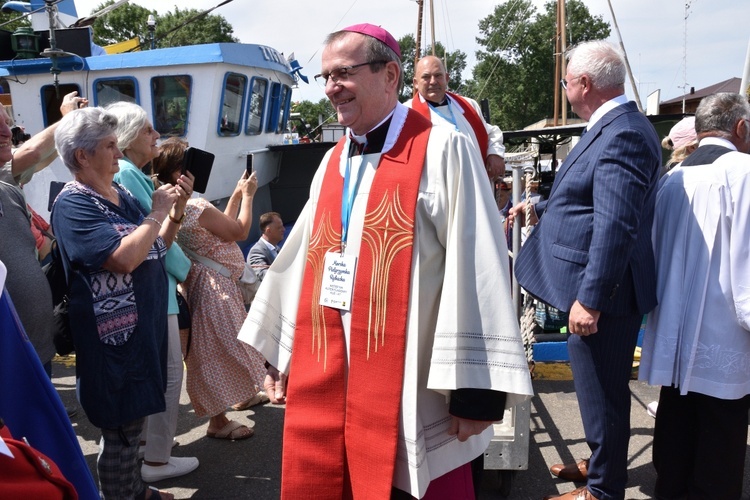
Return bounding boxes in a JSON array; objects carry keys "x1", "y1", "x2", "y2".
[{"x1": 182, "y1": 147, "x2": 215, "y2": 194}]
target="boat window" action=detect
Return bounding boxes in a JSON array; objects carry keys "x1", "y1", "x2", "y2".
[
  {"x1": 276, "y1": 85, "x2": 291, "y2": 134},
  {"x1": 218, "y1": 72, "x2": 246, "y2": 137},
  {"x1": 266, "y1": 82, "x2": 289, "y2": 133},
  {"x1": 41, "y1": 84, "x2": 83, "y2": 127},
  {"x1": 151, "y1": 75, "x2": 192, "y2": 137},
  {"x1": 94, "y1": 77, "x2": 139, "y2": 107},
  {"x1": 245, "y1": 77, "x2": 268, "y2": 135}
]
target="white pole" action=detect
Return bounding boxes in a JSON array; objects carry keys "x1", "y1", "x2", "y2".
[
  {"x1": 740, "y1": 37, "x2": 750, "y2": 99},
  {"x1": 607, "y1": 0, "x2": 642, "y2": 112}
]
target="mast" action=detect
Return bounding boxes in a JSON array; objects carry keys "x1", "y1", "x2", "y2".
[
  {"x1": 560, "y1": 0, "x2": 568, "y2": 124},
  {"x1": 414, "y1": 0, "x2": 423, "y2": 97},
  {"x1": 606, "y1": 0, "x2": 643, "y2": 112},
  {"x1": 429, "y1": 0, "x2": 436, "y2": 55},
  {"x1": 741, "y1": 36, "x2": 750, "y2": 99},
  {"x1": 553, "y1": 0, "x2": 567, "y2": 126},
  {"x1": 415, "y1": 0, "x2": 423, "y2": 64}
]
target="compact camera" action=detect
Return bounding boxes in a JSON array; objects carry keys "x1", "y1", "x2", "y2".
[{"x1": 11, "y1": 126, "x2": 31, "y2": 146}]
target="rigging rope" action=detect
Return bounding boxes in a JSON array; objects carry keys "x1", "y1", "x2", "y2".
[{"x1": 474, "y1": 0, "x2": 536, "y2": 101}]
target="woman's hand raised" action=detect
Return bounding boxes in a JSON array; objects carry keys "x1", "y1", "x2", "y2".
[
  {"x1": 235, "y1": 170, "x2": 258, "y2": 199},
  {"x1": 151, "y1": 183, "x2": 180, "y2": 217}
]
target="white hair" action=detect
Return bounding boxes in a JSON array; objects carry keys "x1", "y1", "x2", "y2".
[
  {"x1": 567, "y1": 40, "x2": 626, "y2": 91},
  {"x1": 105, "y1": 101, "x2": 149, "y2": 152},
  {"x1": 54, "y1": 107, "x2": 118, "y2": 174}
]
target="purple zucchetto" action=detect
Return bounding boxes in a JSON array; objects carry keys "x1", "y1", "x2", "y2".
[{"x1": 342, "y1": 23, "x2": 401, "y2": 59}]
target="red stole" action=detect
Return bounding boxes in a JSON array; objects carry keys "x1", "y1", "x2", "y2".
[
  {"x1": 281, "y1": 109, "x2": 432, "y2": 499},
  {"x1": 411, "y1": 91, "x2": 490, "y2": 160}
]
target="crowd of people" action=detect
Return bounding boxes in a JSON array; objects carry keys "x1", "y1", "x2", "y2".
[{"x1": 0, "y1": 21, "x2": 748, "y2": 500}]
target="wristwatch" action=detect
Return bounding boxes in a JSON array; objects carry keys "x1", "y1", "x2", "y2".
[{"x1": 169, "y1": 211, "x2": 186, "y2": 224}]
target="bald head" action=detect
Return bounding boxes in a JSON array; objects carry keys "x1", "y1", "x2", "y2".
[{"x1": 414, "y1": 56, "x2": 449, "y2": 104}]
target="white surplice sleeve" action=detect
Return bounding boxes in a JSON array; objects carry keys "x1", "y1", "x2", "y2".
[
  {"x1": 423, "y1": 128, "x2": 533, "y2": 404},
  {"x1": 464, "y1": 96, "x2": 505, "y2": 158},
  {"x1": 723, "y1": 153, "x2": 750, "y2": 331}
]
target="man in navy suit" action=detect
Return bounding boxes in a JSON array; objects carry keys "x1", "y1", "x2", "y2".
[
  {"x1": 246, "y1": 211, "x2": 285, "y2": 282},
  {"x1": 510, "y1": 41, "x2": 661, "y2": 500}
]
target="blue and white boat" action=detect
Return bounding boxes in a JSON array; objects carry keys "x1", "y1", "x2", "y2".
[{"x1": 0, "y1": 0, "x2": 331, "y2": 241}]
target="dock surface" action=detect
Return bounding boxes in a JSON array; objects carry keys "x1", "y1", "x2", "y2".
[{"x1": 52, "y1": 356, "x2": 750, "y2": 499}]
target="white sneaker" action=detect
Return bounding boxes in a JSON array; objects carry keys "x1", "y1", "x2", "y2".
[
  {"x1": 647, "y1": 401, "x2": 658, "y2": 418},
  {"x1": 141, "y1": 456, "x2": 199, "y2": 482}
]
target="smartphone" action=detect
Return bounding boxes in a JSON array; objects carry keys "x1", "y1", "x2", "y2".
[
  {"x1": 182, "y1": 147, "x2": 215, "y2": 194},
  {"x1": 246, "y1": 154, "x2": 253, "y2": 175},
  {"x1": 47, "y1": 181, "x2": 66, "y2": 212}
]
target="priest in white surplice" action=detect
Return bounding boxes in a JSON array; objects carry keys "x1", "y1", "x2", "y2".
[
  {"x1": 238, "y1": 24, "x2": 532, "y2": 500},
  {"x1": 407, "y1": 55, "x2": 506, "y2": 181},
  {"x1": 639, "y1": 92, "x2": 750, "y2": 499}
]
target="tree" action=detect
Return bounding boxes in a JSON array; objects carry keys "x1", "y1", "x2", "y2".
[
  {"x1": 397, "y1": 34, "x2": 467, "y2": 102},
  {"x1": 0, "y1": 11, "x2": 31, "y2": 34},
  {"x1": 466, "y1": 0, "x2": 610, "y2": 130},
  {"x1": 90, "y1": 0, "x2": 237, "y2": 49},
  {"x1": 292, "y1": 98, "x2": 335, "y2": 139},
  {"x1": 91, "y1": 0, "x2": 153, "y2": 47},
  {"x1": 155, "y1": 7, "x2": 238, "y2": 48}
]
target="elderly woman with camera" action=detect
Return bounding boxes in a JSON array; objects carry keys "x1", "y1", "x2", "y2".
[
  {"x1": 107, "y1": 101, "x2": 199, "y2": 483},
  {"x1": 51, "y1": 107, "x2": 185, "y2": 500}
]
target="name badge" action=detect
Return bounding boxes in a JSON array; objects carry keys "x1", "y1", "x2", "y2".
[
  {"x1": 319, "y1": 252, "x2": 357, "y2": 311},
  {"x1": 0, "y1": 435, "x2": 13, "y2": 458}
]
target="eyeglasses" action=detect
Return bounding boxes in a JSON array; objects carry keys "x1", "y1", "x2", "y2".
[
  {"x1": 560, "y1": 75, "x2": 582, "y2": 90},
  {"x1": 314, "y1": 60, "x2": 389, "y2": 85}
]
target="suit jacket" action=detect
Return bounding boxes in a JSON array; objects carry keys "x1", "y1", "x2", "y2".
[
  {"x1": 515, "y1": 101, "x2": 660, "y2": 316},
  {"x1": 246, "y1": 238, "x2": 276, "y2": 281}
]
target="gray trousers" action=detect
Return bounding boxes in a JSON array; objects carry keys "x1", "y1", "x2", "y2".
[{"x1": 142, "y1": 314, "x2": 183, "y2": 462}]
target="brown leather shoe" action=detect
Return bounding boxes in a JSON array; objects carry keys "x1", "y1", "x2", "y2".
[
  {"x1": 549, "y1": 458, "x2": 589, "y2": 481},
  {"x1": 542, "y1": 485, "x2": 599, "y2": 500}
]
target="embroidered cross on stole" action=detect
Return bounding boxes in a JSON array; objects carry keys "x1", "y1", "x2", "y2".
[{"x1": 281, "y1": 110, "x2": 431, "y2": 499}]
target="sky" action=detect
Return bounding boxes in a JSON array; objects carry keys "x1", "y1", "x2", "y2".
[{"x1": 69, "y1": 0, "x2": 749, "y2": 109}]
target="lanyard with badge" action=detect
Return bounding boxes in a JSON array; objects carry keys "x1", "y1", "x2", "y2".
[
  {"x1": 319, "y1": 135, "x2": 364, "y2": 311},
  {"x1": 430, "y1": 100, "x2": 460, "y2": 132}
]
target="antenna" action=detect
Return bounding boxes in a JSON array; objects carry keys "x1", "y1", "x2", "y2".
[
  {"x1": 40, "y1": 0, "x2": 75, "y2": 97},
  {"x1": 681, "y1": 1, "x2": 693, "y2": 114}
]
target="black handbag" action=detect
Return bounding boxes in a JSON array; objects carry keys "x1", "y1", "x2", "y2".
[
  {"x1": 42, "y1": 243, "x2": 74, "y2": 355},
  {"x1": 176, "y1": 290, "x2": 191, "y2": 330},
  {"x1": 176, "y1": 290, "x2": 193, "y2": 359}
]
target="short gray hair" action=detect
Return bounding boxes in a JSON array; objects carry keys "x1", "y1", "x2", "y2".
[
  {"x1": 325, "y1": 30, "x2": 404, "y2": 93},
  {"x1": 567, "y1": 40, "x2": 626, "y2": 91},
  {"x1": 54, "y1": 107, "x2": 118, "y2": 174},
  {"x1": 106, "y1": 101, "x2": 149, "y2": 151},
  {"x1": 694, "y1": 92, "x2": 750, "y2": 138}
]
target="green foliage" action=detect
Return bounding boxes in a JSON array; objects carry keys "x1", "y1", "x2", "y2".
[
  {"x1": 91, "y1": 0, "x2": 153, "y2": 46},
  {"x1": 291, "y1": 99, "x2": 336, "y2": 139},
  {"x1": 156, "y1": 7, "x2": 238, "y2": 48},
  {"x1": 467, "y1": 0, "x2": 610, "y2": 130},
  {"x1": 90, "y1": 0, "x2": 237, "y2": 49},
  {"x1": 0, "y1": 11, "x2": 31, "y2": 34},
  {"x1": 397, "y1": 34, "x2": 468, "y2": 102}
]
